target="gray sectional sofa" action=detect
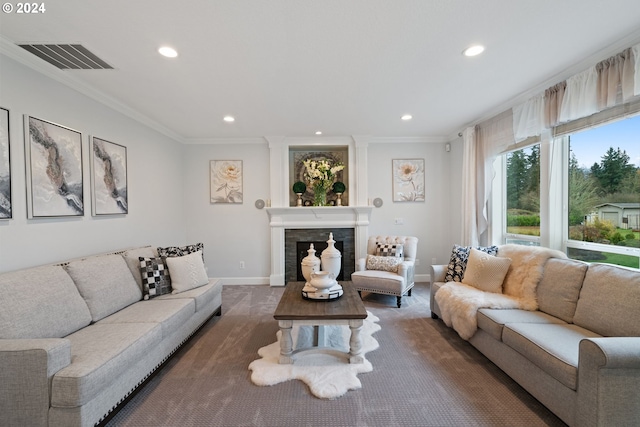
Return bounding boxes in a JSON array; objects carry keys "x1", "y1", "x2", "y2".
[
  {"x1": 430, "y1": 248, "x2": 640, "y2": 427},
  {"x1": 0, "y1": 246, "x2": 223, "y2": 427}
]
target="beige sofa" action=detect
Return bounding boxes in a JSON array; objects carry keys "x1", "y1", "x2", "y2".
[
  {"x1": 0, "y1": 246, "x2": 222, "y2": 427},
  {"x1": 430, "y1": 246, "x2": 640, "y2": 427}
]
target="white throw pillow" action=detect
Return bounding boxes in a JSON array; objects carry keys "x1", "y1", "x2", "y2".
[
  {"x1": 462, "y1": 248, "x2": 511, "y2": 294},
  {"x1": 166, "y1": 250, "x2": 209, "y2": 294}
]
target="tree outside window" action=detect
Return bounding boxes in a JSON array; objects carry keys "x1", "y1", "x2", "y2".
[
  {"x1": 567, "y1": 116, "x2": 640, "y2": 267},
  {"x1": 506, "y1": 145, "x2": 541, "y2": 237}
]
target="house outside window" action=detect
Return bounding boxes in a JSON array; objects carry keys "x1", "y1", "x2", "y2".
[
  {"x1": 566, "y1": 116, "x2": 640, "y2": 268},
  {"x1": 495, "y1": 113, "x2": 640, "y2": 269}
]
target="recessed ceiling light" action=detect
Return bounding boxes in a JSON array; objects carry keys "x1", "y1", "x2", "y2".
[
  {"x1": 315, "y1": 131, "x2": 322, "y2": 135},
  {"x1": 401, "y1": 114, "x2": 412, "y2": 121},
  {"x1": 158, "y1": 46, "x2": 178, "y2": 58},
  {"x1": 463, "y1": 45, "x2": 485, "y2": 57},
  {"x1": 223, "y1": 116, "x2": 235, "y2": 122}
]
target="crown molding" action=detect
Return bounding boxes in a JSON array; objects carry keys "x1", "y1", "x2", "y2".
[
  {"x1": 0, "y1": 35, "x2": 186, "y2": 144},
  {"x1": 370, "y1": 136, "x2": 449, "y2": 144},
  {"x1": 184, "y1": 137, "x2": 268, "y2": 145}
]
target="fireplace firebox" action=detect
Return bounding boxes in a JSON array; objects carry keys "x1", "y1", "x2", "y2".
[{"x1": 285, "y1": 228, "x2": 355, "y2": 284}]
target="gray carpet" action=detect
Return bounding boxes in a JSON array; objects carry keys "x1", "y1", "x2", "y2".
[{"x1": 106, "y1": 283, "x2": 566, "y2": 427}]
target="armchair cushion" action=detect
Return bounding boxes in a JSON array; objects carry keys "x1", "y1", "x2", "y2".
[
  {"x1": 366, "y1": 255, "x2": 402, "y2": 272},
  {"x1": 351, "y1": 270, "x2": 406, "y2": 294}
]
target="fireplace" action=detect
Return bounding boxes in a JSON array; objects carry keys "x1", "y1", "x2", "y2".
[
  {"x1": 286, "y1": 228, "x2": 354, "y2": 283},
  {"x1": 266, "y1": 206, "x2": 372, "y2": 286}
]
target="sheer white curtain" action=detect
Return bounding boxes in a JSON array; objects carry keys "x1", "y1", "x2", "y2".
[
  {"x1": 559, "y1": 67, "x2": 599, "y2": 123},
  {"x1": 461, "y1": 110, "x2": 514, "y2": 246},
  {"x1": 513, "y1": 94, "x2": 545, "y2": 142},
  {"x1": 633, "y1": 43, "x2": 640, "y2": 96},
  {"x1": 460, "y1": 126, "x2": 478, "y2": 246}
]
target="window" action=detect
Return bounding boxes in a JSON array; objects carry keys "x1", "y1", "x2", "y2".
[
  {"x1": 495, "y1": 112, "x2": 640, "y2": 269},
  {"x1": 505, "y1": 145, "x2": 541, "y2": 244},
  {"x1": 566, "y1": 115, "x2": 640, "y2": 268}
]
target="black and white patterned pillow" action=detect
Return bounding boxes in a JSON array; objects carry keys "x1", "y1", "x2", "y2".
[
  {"x1": 376, "y1": 243, "x2": 404, "y2": 258},
  {"x1": 139, "y1": 257, "x2": 172, "y2": 300},
  {"x1": 444, "y1": 244, "x2": 499, "y2": 282},
  {"x1": 157, "y1": 243, "x2": 204, "y2": 259}
]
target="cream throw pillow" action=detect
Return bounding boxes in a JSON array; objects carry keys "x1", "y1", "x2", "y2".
[
  {"x1": 366, "y1": 254, "x2": 402, "y2": 272},
  {"x1": 462, "y1": 248, "x2": 511, "y2": 294},
  {"x1": 166, "y1": 250, "x2": 209, "y2": 294}
]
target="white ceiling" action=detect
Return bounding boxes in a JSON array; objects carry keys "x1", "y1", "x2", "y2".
[{"x1": 1, "y1": 0, "x2": 640, "y2": 142}]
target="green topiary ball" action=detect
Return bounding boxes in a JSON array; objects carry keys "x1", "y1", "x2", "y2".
[
  {"x1": 332, "y1": 181, "x2": 346, "y2": 193},
  {"x1": 293, "y1": 181, "x2": 306, "y2": 194}
]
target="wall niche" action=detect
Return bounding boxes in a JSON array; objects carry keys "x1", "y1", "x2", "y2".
[{"x1": 288, "y1": 146, "x2": 349, "y2": 207}]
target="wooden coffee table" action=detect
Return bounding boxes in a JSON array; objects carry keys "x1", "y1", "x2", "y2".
[{"x1": 274, "y1": 281, "x2": 368, "y2": 364}]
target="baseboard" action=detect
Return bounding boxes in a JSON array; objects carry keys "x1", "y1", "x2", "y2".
[
  {"x1": 415, "y1": 273, "x2": 430, "y2": 283},
  {"x1": 218, "y1": 277, "x2": 271, "y2": 285}
]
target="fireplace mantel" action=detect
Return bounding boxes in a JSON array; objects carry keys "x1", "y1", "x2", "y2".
[
  {"x1": 266, "y1": 206, "x2": 372, "y2": 228},
  {"x1": 267, "y1": 206, "x2": 373, "y2": 286}
]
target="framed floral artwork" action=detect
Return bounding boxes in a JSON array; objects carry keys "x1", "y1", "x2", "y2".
[
  {"x1": 0, "y1": 107, "x2": 11, "y2": 219},
  {"x1": 24, "y1": 115, "x2": 84, "y2": 218},
  {"x1": 210, "y1": 160, "x2": 243, "y2": 204},
  {"x1": 392, "y1": 159, "x2": 425, "y2": 202},
  {"x1": 91, "y1": 136, "x2": 128, "y2": 215}
]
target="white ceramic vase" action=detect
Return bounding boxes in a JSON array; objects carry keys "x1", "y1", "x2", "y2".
[
  {"x1": 321, "y1": 232, "x2": 341, "y2": 280},
  {"x1": 301, "y1": 243, "x2": 321, "y2": 284}
]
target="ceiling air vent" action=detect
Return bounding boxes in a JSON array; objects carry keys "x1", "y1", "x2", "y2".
[{"x1": 18, "y1": 44, "x2": 113, "y2": 70}]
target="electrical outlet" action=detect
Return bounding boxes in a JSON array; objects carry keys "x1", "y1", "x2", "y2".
[
  {"x1": 432, "y1": 257, "x2": 437, "y2": 265},
  {"x1": 414, "y1": 259, "x2": 420, "y2": 266},
  {"x1": 239, "y1": 261, "x2": 245, "y2": 269},
  {"x1": 394, "y1": 218, "x2": 404, "y2": 225}
]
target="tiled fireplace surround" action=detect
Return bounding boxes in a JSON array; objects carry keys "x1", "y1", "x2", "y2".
[
  {"x1": 265, "y1": 137, "x2": 372, "y2": 286},
  {"x1": 286, "y1": 228, "x2": 355, "y2": 283}
]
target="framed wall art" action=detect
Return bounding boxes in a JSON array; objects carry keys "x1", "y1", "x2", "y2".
[
  {"x1": 210, "y1": 160, "x2": 243, "y2": 204},
  {"x1": 0, "y1": 107, "x2": 11, "y2": 219},
  {"x1": 24, "y1": 115, "x2": 84, "y2": 218},
  {"x1": 392, "y1": 158, "x2": 425, "y2": 202},
  {"x1": 91, "y1": 136, "x2": 128, "y2": 215}
]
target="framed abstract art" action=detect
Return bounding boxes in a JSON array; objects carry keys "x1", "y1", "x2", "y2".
[
  {"x1": 24, "y1": 115, "x2": 84, "y2": 218},
  {"x1": 91, "y1": 136, "x2": 128, "y2": 215},
  {"x1": 0, "y1": 107, "x2": 10, "y2": 219},
  {"x1": 392, "y1": 159, "x2": 425, "y2": 202}
]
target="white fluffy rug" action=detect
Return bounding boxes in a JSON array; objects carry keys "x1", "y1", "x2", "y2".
[{"x1": 248, "y1": 312, "x2": 381, "y2": 399}]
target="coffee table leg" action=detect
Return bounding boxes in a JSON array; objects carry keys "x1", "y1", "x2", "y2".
[
  {"x1": 349, "y1": 319, "x2": 364, "y2": 364},
  {"x1": 279, "y1": 320, "x2": 294, "y2": 364}
]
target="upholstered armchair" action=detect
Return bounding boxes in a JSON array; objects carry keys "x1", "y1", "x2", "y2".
[{"x1": 351, "y1": 235, "x2": 418, "y2": 307}]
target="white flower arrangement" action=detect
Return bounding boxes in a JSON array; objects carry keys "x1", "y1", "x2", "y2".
[{"x1": 302, "y1": 158, "x2": 345, "y2": 191}]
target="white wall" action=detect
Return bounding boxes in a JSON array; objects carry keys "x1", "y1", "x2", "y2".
[
  {"x1": 183, "y1": 142, "x2": 271, "y2": 282},
  {"x1": 367, "y1": 141, "x2": 457, "y2": 275},
  {"x1": 0, "y1": 54, "x2": 186, "y2": 272}
]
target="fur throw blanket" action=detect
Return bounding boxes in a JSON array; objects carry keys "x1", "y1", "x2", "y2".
[{"x1": 435, "y1": 245, "x2": 566, "y2": 340}]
